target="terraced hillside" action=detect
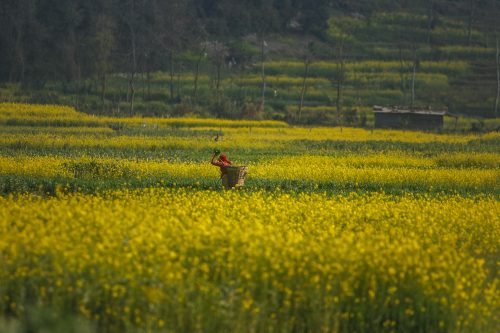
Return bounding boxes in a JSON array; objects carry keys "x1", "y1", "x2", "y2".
[{"x1": 0, "y1": 11, "x2": 498, "y2": 124}]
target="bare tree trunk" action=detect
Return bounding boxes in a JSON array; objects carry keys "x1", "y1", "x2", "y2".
[
  {"x1": 467, "y1": 0, "x2": 476, "y2": 46},
  {"x1": 260, "y1": 38, "x2": 266, "y2": 111},
  {"x1": 398, "y1": 45, "x2": 407, "y2": 105},
  {"x1": 169, "y1": 50, "x2": 175, "y2": 101},
  {"x1": 127, "y1": 24, "x2": 137, "y2": 115},
  {"x1": 75, "y1": 63, "x2": 82, "y2": 110},
  {"x1": 129, "y1": 73, "x2": 135, "y2": 114},
  {"x1": 336, "y1": 39, "x2": 345, "y2": 130},
  {"x1": 215, "y1": 61, "x2": 222, "y2": 98},
  {"x1": 495, "y1": 35, "x2": 499, "y2": 117},
  {"x1": 146, "y1": 66, "x2": 151, "y2": 101},
  {"x1": 140, "y1": 70, "x2": 145, "y2": 100},
  {"x1": 298, "y1": 59, "x2": 310, "y2": 122},
  {"x1": 411, "y1": 46, "x2": 417, "y2": 111},
  {"x1": 176, "y1": 72, "x2": 181, "y2": 98},
  {"x1": 101, "y1": 72, "x2": 106, "y2": 113},
  {"x1": 12, "y1": 23, "x2": 25, "y2": 82},
  {"x1": 411, "y1": 64, "x2": 416, "y2": 110},
  {"x1": 426, "y1": 0, "x2": 434, "y2": 45},
  {"x1": 210, "y1": 42, "x2": 220, "y2": 97},
  {"x1": 193, "y1": 45, "x2": 206, "y2": 103}
]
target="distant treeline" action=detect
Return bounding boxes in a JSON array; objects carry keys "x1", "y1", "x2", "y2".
[
  {"x1": 1, "y1": 0, "x2": 497, "y2": 85},
  {"x1": 0, "y1": 0, "x2": 499, "y2": 120},
  {"x1": 0, "y1": 0, "x2": 332, "y2": 85}
]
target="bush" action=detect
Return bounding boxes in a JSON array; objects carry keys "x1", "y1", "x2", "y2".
[
  {"x1": 208, "y1": 97, "x2": 242, "y2": 119},
  {"x1": 62, "y1": 160, "x2": 138, "y2": 179}
]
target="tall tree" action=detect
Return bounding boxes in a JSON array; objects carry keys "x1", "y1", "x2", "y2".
[
  {"x1": 426, "y1": 0, "x2": 436, "y2": 45},
  {"x1": 151, "y1": 0, "x2": 198, "y2": 102},
  {"x1": 492, "y1": 0, "x2": 500, "y2": 117},
  {"x1": 335, "y1": 39, "x2": 346, "y2": 128},
  {"x1": 495, "y1": 35, "x2": 499, "y2": 117},
  {"x1": 206, "y1": 40, "x2": 228, "y2": 100},
  {"x1": 92, "y1": 14, "x2": 116, "y2": 110},
  {"x1": 0, "y1": 0, "x2": 32, "y2": 82},
  {"x1": 297, "y1": 57, "x2": 310, "y2": 123},
  {"x1": 192, "y1": 39, "x2": 208, "y2": 103},
  {"x1": 297, "y1": 42, "x2": 318, "y2": 122},
  {"x1": 297, "y1": 0, "x2": 331, "y2": 35},
  {"x1": 260, "y1": 38, "x2": 267, "y2": 112},
  {"x1": 114, "y1": 0, "x2": 152, "y2": 113},
  {"x1": 34, "y1": 0, "x2": 83, "y2": 83},
  {"x1": 410, "y1": 45, "x2": 420, "y2": 110}
]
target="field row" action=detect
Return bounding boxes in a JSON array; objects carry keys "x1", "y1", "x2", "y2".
[
  {"x1": 1, "y1": 189, "x2": 498, "y2": 332},
  {"x1": 0, "y1": 104, "x2": 498, "y2": 196},
  {"x1": 1, "y1": 128, "x2": 498, "y2": 154},
  {"x1": 0, "y1": 103, "x2": 286, "y2": 128},
  {"x1": 1, "y1": 102, "x2": 496, "y2": 142},
  {"x1": 150, "y1": 63, "x2": 466, "y2": 81},
  {"x1": 0, "y1": 103, "x2": 499, "y2": 332},
  {"x1": 0, "y1": 154, "x2": 498, "y2": 195},
  {"x1": 259, "y1": 61, "x2": 469, "y2": 77}
]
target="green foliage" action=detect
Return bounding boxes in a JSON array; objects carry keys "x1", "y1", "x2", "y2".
[
  {"x1": 62, "y1": 160, "x2": 138, "y2": 179},
  {"x1": 0, "y1": 307, "x2": 95, "y2": 333}
]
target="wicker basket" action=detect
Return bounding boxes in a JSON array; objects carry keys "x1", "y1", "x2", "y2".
[{"x1": 226, "y1": 166, "x2": 248, "y2": 188}]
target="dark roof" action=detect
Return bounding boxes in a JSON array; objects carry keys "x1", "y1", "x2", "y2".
[{"x1": 373, "y1": 106, "x2": 446, "y2": 116}]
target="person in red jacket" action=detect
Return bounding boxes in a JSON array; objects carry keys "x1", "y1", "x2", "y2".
[{"x1": 211, "y1": 152, "x2": 232, "y2": 189}]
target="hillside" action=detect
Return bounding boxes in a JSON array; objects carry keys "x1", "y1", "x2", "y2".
[{"x1": 0, "y1": 1, "x2": 499, "y2": 124}]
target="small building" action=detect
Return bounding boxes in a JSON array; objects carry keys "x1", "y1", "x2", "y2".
[{"x1": 373, "y1": 106, "x2": 446, "y2": 130}]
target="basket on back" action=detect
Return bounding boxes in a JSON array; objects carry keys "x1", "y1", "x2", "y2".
[{"x1": 226, "y1": 166, "x2": 248, "y2": 188}]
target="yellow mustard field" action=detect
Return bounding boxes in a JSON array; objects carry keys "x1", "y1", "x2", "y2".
[
  {"x1": 0, "y1": 103, "x2": 499, "y2": 332},
  {"x1": 1, "y1": 189, "x2": 499, "y2": 332},
  {"x1": 0, "y1": 103, "x2": 287, "y2": 129},
  {"x1": 0, "y1": 155, "x2": 498, "y2": 193}
]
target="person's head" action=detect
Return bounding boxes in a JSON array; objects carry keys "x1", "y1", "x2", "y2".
[{"x1": 219, "y1": 154, "x2": 231, "y2": 165}]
